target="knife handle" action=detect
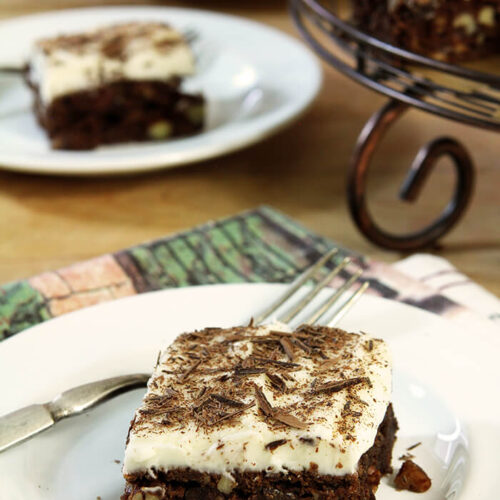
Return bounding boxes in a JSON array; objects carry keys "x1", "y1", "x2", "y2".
[
  {"x1": 0, "y1": 404, "x2": 54, "y2": 453},
  {"x1": 0, "y1": 373, "x2": 150, "y2": 454}
]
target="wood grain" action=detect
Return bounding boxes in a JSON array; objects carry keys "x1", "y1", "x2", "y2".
[{"x1": 0, "y1": 0, "x2": 498, "y2": 298}]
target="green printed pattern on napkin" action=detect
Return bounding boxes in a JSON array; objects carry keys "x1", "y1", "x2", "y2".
[
  {"x1": 0, "y1": 282, "x2": 50, "y2": 338},
  {"x1": 0, "y1": 207, "x2": 342, "y2": 340},
  {"x1": 1, "y1": 206, "x2": 463, "y2": 342}
]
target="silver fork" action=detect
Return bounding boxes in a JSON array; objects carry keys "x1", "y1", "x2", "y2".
[
  {"x1": 0, "y1": 248, "x2": 369, "y2": 454},
  {"x1": 254, "y1": 247, "x2": 369, "y2": 326}
]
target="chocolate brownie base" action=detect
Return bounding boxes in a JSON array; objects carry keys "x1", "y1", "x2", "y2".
[
  {"x1": 121, "y1": 403, "x2": 398, "y2": 500},
  {"x1": 352, "y1": 0, "x2": 500, "y2": 62},
  {"x1": 31, "y1": 79, "x2": 205, "y2": 150}
]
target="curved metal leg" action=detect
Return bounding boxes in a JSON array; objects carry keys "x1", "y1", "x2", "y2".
[{"x1": 347, "y1": 100, "x2": 476, "y2": 251}]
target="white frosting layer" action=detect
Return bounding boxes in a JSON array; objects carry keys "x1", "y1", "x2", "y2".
[
  {"x1": 29, "y1": 23, "x2": 195, "y2": 105},
  {"x1": 123, "y1": 325, "x2": 392, "y2": 478}
]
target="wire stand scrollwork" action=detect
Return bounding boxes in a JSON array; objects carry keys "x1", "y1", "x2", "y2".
[
  {"x1": 290, "y1": 0, "x2": 500, "y2": 251},
  {"x1": 348, "y1": 99, "x2": 475, "y2": 251}
]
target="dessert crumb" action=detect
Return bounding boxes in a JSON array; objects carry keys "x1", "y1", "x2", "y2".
[
  {"x1": 394, "y1": 460, "x2": 431, "y2": 493},
  {"x1": 407, "y1": 442, "x2": 422, "y2": 451}
]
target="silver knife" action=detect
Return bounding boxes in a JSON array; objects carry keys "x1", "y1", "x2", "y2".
[{"x1": 0, "y1": 373, "x2": 150, "y2": 453}]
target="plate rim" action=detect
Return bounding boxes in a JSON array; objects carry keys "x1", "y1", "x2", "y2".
[
  {"x1": 0, "y1": 6, "x2": 322, "y2": 176},
  {"x1": 0, "y1": 282, "x2": 499, "y2": 499}
]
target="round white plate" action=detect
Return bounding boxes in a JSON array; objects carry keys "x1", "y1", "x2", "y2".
[
  {"x1": 1, "y1": 283, "x2": 499, "y2": 499},
  {"x1": 0, "y1": 7, "x2": 321, "y2": 175}
]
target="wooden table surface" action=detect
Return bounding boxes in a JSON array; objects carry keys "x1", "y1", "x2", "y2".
[{"x1": 0, "y1": 0, "x2": 499, "y2": 297}]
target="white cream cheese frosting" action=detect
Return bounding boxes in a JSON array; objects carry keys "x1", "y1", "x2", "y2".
[
  {"x1": 29, "y1": 22, "x2": 195, "y2": 105},
  {"x1": 123, "y1": 324, "x2": 392, "y2": 478}
]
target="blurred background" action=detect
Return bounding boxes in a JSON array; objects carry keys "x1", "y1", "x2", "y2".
[{"x1": 0, "y1": 0, "x2": 498, "y2": 293}]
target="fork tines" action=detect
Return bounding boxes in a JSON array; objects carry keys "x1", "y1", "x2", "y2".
[{"x1": 254, "y1": 248, "x2": 369, "y2": 327}]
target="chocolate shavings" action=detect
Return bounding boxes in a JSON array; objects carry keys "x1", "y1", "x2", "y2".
[
  {"x1": 311, "y1": 377, "x2": 370, "y2": 395},
  {"x1": 268, "y1": 330, "x2": 292, "y2": 337},
  {"x1": 299, "y1": 437, "x2": 316, "y2": 445},
  {"x1": 211, "y1": 402, "x2": 255, "y2": 426},
  {"x1": 343, "y1": 409, "x2": 362, "y2": 418},
  {"x1": 407, "y1": 442, "x2": 422, "y2": 451},
  {"x1": 253, "y1": 357, "x2": 300, "y2": 369},
  {"x1": 291, "y1": 337, "x2": 313, "y2": 354},
  {"x1": 178, "y1": 359, "x2": 201, "y2": 382},
  {"x1": 273, "y1": 411, "x2": 308, "y2": 429},
  {"x1": 279, "y1": 338, "x2": 295, "y2": 361},
  {"x1": 192, "y1": 393, "x2": 212, "y2": 411},
  {"x1": 254, "y1": 385, "x2": 308, "y2": 429},
  {"x1": 235, "y1": 367, "x2": 267, "y2": 376},
  {"x1": 195, "y1": 386, "x2": 207, "y2": 400},
  {"x1": 350, "y1": 394, "x2": 369, "y2": 406},
  {"x1": 251, "y1": 338, "x2": 280, "y2": 345},
  {"x1": 223, "y1": 335, "x2": 246, "y2": 343},
  {"x1": 342, "y1": 400, "x2": 362, "y2": 418},
  {"x1": 101, "y1": 35, "x2": 126, "y2": 60},
  {"x1": 266, "y1": 372, "x2": 287, "y2": 392},
  {"x1": 316, "y1": 349, "x2": 329, "y2": 360},
  {"x1": 254, "y1": 385, "x2": 274, "y2": 417},
  {"x1": 210, "y1": 394, "x2": 246, "y2": 408},
  {"x1": 265, "y1": 439, "x2": 288, "y2": 451},
  {"x1": 281, "y1": 372, "x2": 295, "y2": 382},
  {"x1": 319, "y1": 358, "x2": 339, "y2": 369}
]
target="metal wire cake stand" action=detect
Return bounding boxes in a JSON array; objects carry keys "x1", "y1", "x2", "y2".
[{"x1": 290, "y1": 0, "x2": 500, "y2": 251}]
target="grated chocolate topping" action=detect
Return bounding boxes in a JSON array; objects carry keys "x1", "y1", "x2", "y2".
[
  {"x1": 36, "y1": 22, "x2": 187, "y2": 59},
  {"x1": 130, "y1": 325, "x2": 388, "y2": 438}
]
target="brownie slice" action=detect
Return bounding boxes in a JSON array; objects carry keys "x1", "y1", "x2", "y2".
[
  {"x1": 351, "y1": 0, "x2": 500, "y2": 62},
  {"x1": 121, "y1": 324, "x2": 398, "y2": 500},
  {"x1": 31, "y1": 79, "x2": 204, "y2": 150},
  {"x1": 121, "y1": 404, "x2": 397, "y2": 500},
  {"x1": 27, "y1": 22, "x2": 205, "y2": 150}
]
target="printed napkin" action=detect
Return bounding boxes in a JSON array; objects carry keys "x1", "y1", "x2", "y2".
[
  {"x1": 394, "y1": 254, "x2": 500, "y2": 326},
  {"x1": 0, "y1": 206, "x2": 497, "y2": 341}
]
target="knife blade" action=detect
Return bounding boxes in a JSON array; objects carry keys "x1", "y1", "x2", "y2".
[{"x1": 0, "y1": 373, "x2": 150, "y2": 454}]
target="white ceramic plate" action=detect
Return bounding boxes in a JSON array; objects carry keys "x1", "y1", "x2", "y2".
[
  {"x1": 1, "y1": 283, "x2": 499, "y2": 499},
  {"x1": 0, "y1": 7, "x2": 321, "y2": 175}
]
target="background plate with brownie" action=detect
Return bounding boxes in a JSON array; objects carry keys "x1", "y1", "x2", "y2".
[{"x1": 0, "y1": 6, "x2": 321, "y2": 174}]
